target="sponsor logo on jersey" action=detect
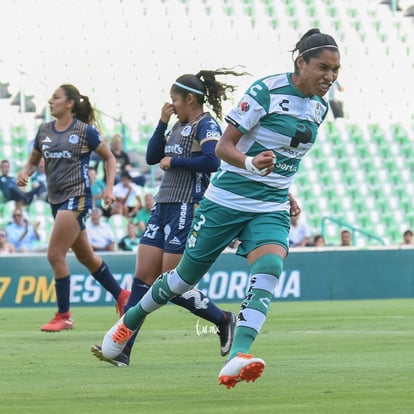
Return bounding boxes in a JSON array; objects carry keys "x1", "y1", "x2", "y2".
[
  {"x1": 164, "y1": 144, "x2": 183, "y2": 155},
  {"x1": 43, "y1": 150, "x2": 72, "y2": 159},
  {"x1": 239, "y1": 101, "x2": 250, "y2": 113},
  {"x1": 274, "y1": 161, "x2": 298, "y2": 173},
  {"x1": 205, "y1": 129, "x2": 221, "y2": 138},
  {"x1": 178, "y1": 203, "x2": 188, "y2": 230},
  {"x1": 42, "y1": 136, "x2": 52, "y2": 143}
]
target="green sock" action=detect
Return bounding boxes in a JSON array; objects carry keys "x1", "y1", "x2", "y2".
[
  {"x1": 124, "y1": 270, "x2": 187, "y2": 330},
  {"x1": 124, "y1": 303, "x2": 147, "y2": 330},
  {"x1": 230, "y1": 326, "x2": 258, "y2": 358},
  {"x1": 229, "y1": 286, "x2": 274, "y2": 359}
]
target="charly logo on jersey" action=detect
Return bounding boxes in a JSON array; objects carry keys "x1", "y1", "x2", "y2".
[
  {"x1": 278, "y1": 99, "x2": 289, "y2": 112},
  {"x1": 68, "y1": 134, "x2": 80, "y2": 144},
  {"x1": 42, "y1": 137, "x2": 52, "y2": 143}
]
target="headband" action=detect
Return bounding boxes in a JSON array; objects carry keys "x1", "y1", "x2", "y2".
[
  {"x1": 173, "y1": 81, "x2": 204, "y2": 96},
  {"x1": 299, "y1": 45, "x2": 339, "y2": 56}
]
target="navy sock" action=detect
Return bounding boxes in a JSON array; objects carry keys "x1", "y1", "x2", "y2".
[
  {"x1": 170, "y1": 288, "x2": 224, "y2": 325},
  {"x1": 92, "y1": 261, "x2": 121, "y2": 299},
  {"x1": 55, "y1": 276, "x2": 70, "y2": 313},
  {"x1": 123, "y1": 277, "x2": 150, "y2": 356}
]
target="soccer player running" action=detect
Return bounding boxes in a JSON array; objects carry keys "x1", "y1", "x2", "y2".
[
  {"x1": 92, "y1": 68, "x2": 248, "y2": 366},
  {"x1": 100, "y1": 28, "x2": 341, "y2": 388},
  {"x1": 17, "y1": 84, "x2": 130, "y2": 331}
]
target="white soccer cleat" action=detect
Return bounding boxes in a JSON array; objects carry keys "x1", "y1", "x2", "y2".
[
  {"x1": 101, "y1": 315, "x2": 135, "y2": 359},
  {"x1": 218, "y1": 352, "x2": 265, "y2": 389}
]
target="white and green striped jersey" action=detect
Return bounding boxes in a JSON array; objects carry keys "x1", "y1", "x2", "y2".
[{"x1": 205, "y1": 72, "x2": 329, "y2": 213}]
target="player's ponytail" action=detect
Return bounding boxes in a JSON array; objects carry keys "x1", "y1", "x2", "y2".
[
  {"x1": 171, "y1": 68, "x2": 249, "y2": 120},
  {"x1": 60, "y1": 84, "x2": 97, "y2": 126}
]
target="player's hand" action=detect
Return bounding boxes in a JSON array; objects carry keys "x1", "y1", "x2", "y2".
[
  {"x1": 160, "y1": 103, "x2": 175, "y2": 124},
  {"x1": 102, "y1": 189, "x2": 115, "y2": 209},
  {"x1": 245, "y1": 151, "x2": 276, "y2": 176},
  {"x1": 160, "y1": 156, "x2": 172, "y2": 171},
  {"x1": 289, "y1": 194, "x2": 301, "y2": 217},
  {"x1": 16, "y1": 172, "x2": 29, "y2": 187}
]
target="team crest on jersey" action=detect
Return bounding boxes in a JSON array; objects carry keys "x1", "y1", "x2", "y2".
[
  {"x1": 238, "y1": 101, "x2": 250, "y2": 114},
  {"x1": 68, "y1": 134, "x2": 80, "y2": 144},
  {"x1": 181, "y1": 125, "x2": 193, "y2": 137}
]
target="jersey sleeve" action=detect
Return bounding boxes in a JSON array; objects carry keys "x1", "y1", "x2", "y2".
[
  {"x1": 194, "y1": 117, "x2": 221, "y2": 146},
  {"x1": 146, "y1": 120, "x2": 168, "y2": 165},
  {"x1": 33, "y1": 129, "x2": 42, "y2": 152},
  {"x1": 170, "y1": 116, "x2": 221, "y2": 173},
  {"x1": 225, "y1": 80, "x2": 268, "y2": 134},
  {"x1": 85, "y1": 125, "x2": 103, "y2": 150}
]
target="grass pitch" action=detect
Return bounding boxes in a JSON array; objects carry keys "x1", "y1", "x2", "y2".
[{"x1": 1, "y1": 299, "x2": 413, "y2": 414}]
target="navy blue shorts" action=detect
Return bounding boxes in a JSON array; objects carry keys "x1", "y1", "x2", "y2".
[
  {"x1": 139, "y1": 202, "x2": 195, "y2": 254},
  {"x1": 51, "y1": 196, "x2": 92, "y2": 231}
]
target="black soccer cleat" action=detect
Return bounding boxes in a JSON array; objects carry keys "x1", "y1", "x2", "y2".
[{"x1": 217, "y1": 311, "x2": 237, "y2": 357}]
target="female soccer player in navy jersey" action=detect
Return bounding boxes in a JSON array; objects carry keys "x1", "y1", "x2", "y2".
[
  {"x1": 92, "y1": 68, "x2": 248, "y2": 366},
  {"x1": 17, "y1": 84, "x2": 129, "y2": 331},
  {"x1": 101, "y1": 28, "x2": 341, "y2": 388}
]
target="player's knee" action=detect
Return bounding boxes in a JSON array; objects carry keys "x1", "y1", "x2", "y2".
[
  {"x1": 250, "y1": 254, "x2": 283, "y2": 278},
  {"x1": 166, "y1": 269, "x2": 195, "y2": 295}
]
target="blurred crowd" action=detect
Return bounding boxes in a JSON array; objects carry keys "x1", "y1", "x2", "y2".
[
  {"x1": 0, "y1": 133, "x2": 152, "y2": 254},
  {"x1": 1, "y1": 132, "x2": 413, "y2": 254}
]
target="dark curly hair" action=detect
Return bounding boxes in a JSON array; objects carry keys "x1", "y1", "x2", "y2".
[{"x1": 171, "y1": 68, "x2": 249, "y2": 120}]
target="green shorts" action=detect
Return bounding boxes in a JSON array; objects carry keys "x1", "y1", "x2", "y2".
[{"x1": 184, "y1": 198, "x2": 290, "y2": 267}]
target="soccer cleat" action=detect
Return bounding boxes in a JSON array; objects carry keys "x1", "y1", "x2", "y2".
[
  {"x1": 90, "y1": 344, "x2": 129, "y2": 367},
  {"x1": 115, "y1": 289, "x2": 130, "y2": 316},
  {"x1": 40, "y1": 311, "x2": 74, "y2": 332},
  {"x1": 217, "y1": 311, "x2": 237, "y2": 356},
  {"x1": 218, "y1": 352, "x2": 265, "y2": 389},
  {"x1": 102, "y1": 315, "x2": 136, "y2": 359}
]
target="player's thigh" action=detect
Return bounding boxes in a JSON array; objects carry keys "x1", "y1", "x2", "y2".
[
  {"x1": 185, "y1": 199, "x2": 243, "y2": 261},
  {"x1": 161, "y1": 252, "x2": 182, "y2": 273},
  {"x1": 135, "y1": 243, "x2": 164, "y2": 284},
  {"x1": 48, "y1": 210, "x2": 81, "y2": 257},
  {"x1": 237, "y1": 210, "x2": 290, "y2": 258},
  {"x1": 71, "y1": 230, "x2": 98, "y2": 267}
]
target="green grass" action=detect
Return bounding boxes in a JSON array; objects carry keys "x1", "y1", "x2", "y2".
[{"x1": 1, "y1": 299, "x2": 414, "y2": 414}]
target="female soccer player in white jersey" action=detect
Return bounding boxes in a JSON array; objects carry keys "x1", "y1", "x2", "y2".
[
  {"x1": 17, "y1": 84, "x2": 130, "y2": 331},
  {"x1": 101, "y1": 28, "x2": 341, "y2": 388}
]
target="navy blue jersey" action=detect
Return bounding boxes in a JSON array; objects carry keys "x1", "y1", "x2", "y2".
[
  {"x1": 149, "y1": 113, "x2": 221, "y2": 204},
  {"x1": 33, "y1": 119, "x2": 102, "y2": 204}
]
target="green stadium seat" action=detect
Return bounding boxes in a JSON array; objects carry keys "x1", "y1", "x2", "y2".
[{"x1": 107, "y1": 213, "x2": 130, "y2": 243}]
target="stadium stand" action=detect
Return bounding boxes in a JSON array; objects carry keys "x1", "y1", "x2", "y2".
[{"x1": 0, "y1": 0, "x2": 413, "y2": 246}]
